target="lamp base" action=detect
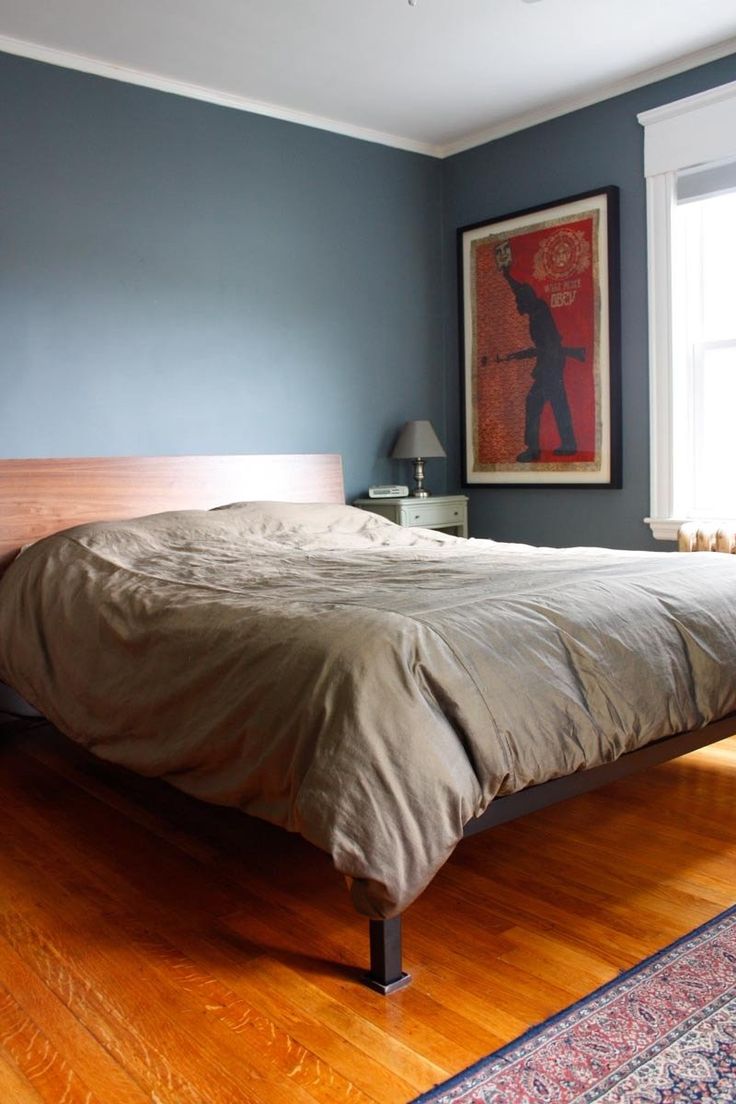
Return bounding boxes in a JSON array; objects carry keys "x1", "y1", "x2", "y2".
[{"x1": 411, "y1": 457, "x2": 431, "y2": 498}]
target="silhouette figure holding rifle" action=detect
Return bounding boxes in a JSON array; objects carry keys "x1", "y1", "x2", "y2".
[{"x1": 496, "y1": 260, "x2": 584, "y2": 463}]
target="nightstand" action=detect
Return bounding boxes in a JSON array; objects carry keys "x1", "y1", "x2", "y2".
[{"x1": 353, "y1": 494, "x2": 468, "y2": 538}]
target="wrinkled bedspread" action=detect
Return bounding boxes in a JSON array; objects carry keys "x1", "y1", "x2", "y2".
[{"x1": 1, "y1": 501, "x2": 735, "y2": 918}]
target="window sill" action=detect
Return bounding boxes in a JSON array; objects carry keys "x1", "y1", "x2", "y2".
[
  {"x1": 646, "y1": 516, "x2": 736, "y2": 542},
  {"x1": 645, "y1": 517, "x2": 682, "y2": 541}
]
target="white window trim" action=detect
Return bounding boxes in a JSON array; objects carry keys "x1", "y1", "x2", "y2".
[{"x1": 638, "y1": 80, "x2": 736, "y2": 540}]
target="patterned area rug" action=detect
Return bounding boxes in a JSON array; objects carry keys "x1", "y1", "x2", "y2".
[{"x1": 413, "y1": 905, "x2": 736, "y2": 1103}]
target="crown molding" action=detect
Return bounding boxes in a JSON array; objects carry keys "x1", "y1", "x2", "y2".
[
  {"x1": 0, "y1": 32, "x2": 439, "y2": 158},
  {"x1": 437, "y1": 35, "x2": 736, "y2": 159},
  {"x1": 2, "y1": 30, "x2": 736, "y2": 161},
  {"x1": 637, "y1": 75, "x2": 736, "y2": 125}
]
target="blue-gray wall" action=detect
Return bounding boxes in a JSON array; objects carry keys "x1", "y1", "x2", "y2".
[
  {"x1": 443, "y1": 53, "x2": 736, "y2": 548},
  {"x1": 4, "y1": 46, "x2": 736, "y2": 539},
  {"x1": 0, "y1": 52, "x2": 444, "y2": 500}
]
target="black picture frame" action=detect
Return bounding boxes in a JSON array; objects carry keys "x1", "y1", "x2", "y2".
[{"x1": 458, "y1": 186, "x2": 621, "y2": 488}]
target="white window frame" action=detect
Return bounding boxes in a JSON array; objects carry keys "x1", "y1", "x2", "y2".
[{"x1": 638, "y1": 80, "x2": 736, "y2": 540}]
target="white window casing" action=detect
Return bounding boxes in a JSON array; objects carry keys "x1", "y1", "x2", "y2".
[{"x1": 638, "y1": 80, "x2": 736, "y2": 541}]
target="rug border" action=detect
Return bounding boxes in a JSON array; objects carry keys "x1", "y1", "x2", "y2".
[{"x1": 410, "y1": 901, "x2": 736, "y2": 1104}]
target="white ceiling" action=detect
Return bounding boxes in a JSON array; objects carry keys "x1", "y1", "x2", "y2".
[{"x1": 1, "y1": 0, "x2": 736, "y2": 157}]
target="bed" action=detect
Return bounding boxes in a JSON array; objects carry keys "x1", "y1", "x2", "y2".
[{"x1": 1, "y1": 453, "x2": 735, "y2": 995}]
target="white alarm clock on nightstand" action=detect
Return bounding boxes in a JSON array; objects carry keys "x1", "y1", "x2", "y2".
[{"x1": 367, "y1": 485, "x2": 409, "y2": 499}]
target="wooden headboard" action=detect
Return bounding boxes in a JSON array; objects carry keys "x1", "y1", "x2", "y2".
[{"x1": 0, "y1": 453, "x2": 345, "y2": 572}]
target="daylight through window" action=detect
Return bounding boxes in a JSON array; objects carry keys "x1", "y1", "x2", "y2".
[{"x1": 673, "y1": 185, "x2": 736, "y2": 519}]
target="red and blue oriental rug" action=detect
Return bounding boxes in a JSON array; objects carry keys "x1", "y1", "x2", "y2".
[{"x1": 413, "y1": 905, "x2": 736, "y2": 1103}]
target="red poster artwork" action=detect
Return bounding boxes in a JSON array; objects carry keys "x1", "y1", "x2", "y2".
[{"x1": 461, "y1": 190, "x2": 619, "y2": 487}]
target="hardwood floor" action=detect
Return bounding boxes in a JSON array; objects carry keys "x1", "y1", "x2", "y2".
[{"x1": 0, "y1": 720, "x2": 734, "y2": 1103}]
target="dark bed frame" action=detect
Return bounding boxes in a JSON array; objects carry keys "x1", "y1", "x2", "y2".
[
  {"x1": 366, "y1": 712, "x2": 736, "y2": 993},
  {"x1": 1, "y1": 453, "x2": 734, "y2": 996}
]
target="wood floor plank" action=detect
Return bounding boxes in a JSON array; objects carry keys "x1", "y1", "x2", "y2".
[
  {"x1": 0, "y1": 725, "x2": 734, "y2": 1103},
  {"x1": 0, "y1": 938, "x2": 152, "y2": 1104},
  {"x1": 2, "y1": 743, "x2": 498, "y2": 1077},
  {"x1": 0, "y1": 771, "x2": 397, "y2": 1102},
  {"x1": 0, "y1": 910, "x2": 240, "y2": 1104},
  {"x1": 179, "y1": 950, "x2": 423, "y2": 1104},
  {"x1": 0, "y1": 885, "x2": 343, "y2": 1104},
  {"x1": 0, "y1": 982, "x2": 103, "y2": 1104},
  {"x1": 0, "y1": 1044, "x2": 46, "y2": 1104}
]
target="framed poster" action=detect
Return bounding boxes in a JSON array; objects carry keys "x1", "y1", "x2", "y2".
[{"x1": 459, "y1": 187, "x2": 621, "y2": 487}]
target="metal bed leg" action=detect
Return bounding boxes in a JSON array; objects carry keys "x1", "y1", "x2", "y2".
[{"x1": 362, "y1": 916, "x2": 411, "y2": 994}]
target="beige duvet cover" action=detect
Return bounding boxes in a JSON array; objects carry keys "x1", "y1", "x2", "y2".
[{"x1": 1, "y1": 502, "x2": 735, "y2": 918}]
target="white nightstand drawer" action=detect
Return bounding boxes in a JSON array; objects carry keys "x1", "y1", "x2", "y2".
[
  {"x1": 399, "y1": 501, "x2": 460, "y2": 528},
  {"x1": 354, "y1": 495, "x2": 468, "y2": 538}
]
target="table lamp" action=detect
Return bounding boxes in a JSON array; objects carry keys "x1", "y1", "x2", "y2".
[{"x1": 391, "y1": 420, "x2": 446, "y2": 497}]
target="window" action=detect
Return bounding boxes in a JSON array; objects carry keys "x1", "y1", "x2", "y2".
[
  {"x1": 639, "y1": 82, "x2": 736, "y2": 540},
  {"x1": 674, "y1": 187, "x2": 736, "y2": 519}
]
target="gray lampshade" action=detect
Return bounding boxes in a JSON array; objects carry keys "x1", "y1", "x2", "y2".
[{"x1": 391, "y1": 420, "x2": 446, "y2": 459}]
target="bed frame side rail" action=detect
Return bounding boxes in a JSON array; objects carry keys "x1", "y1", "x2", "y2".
[{"x1": 365, "y1": 713, "x2": 736, "y2": 993}]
